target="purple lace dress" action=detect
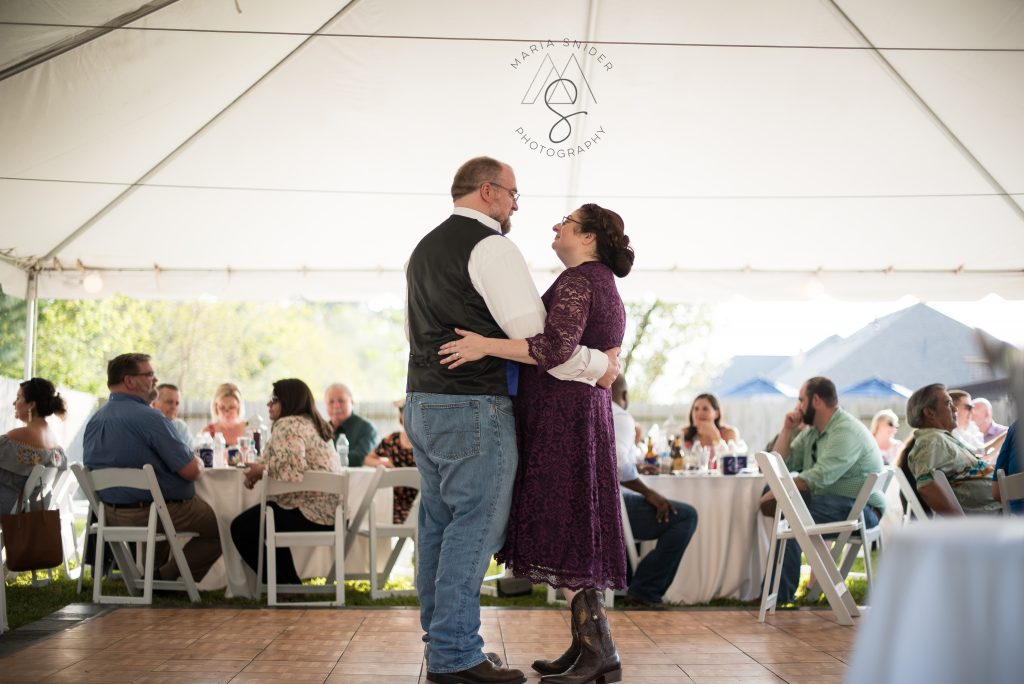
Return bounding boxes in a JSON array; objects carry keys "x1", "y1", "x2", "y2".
[{"x1": 496, "y1": 261, "x2": 627, "y2": 590}]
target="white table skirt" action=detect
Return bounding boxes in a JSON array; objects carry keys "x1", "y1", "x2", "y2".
[
  {"x1": 640, "y1": 472, "x2": 765, "y2": 604},
  {"x1": 194, "y1": 466, "x2": 390, "y2": 598},
  {"x1": 846, "y1": 517, "x2": 1024, "y2": 684}
]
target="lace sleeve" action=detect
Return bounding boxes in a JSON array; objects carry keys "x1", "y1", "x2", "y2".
[{"x1": 526, "y1": 269, "x2": 592, "y2": 371}]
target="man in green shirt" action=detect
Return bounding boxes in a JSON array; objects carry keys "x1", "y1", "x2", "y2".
[
  {"x1": 325, "y1": 383, "x2": 379, "y2": 467},
  {"x1": 761, "y1": 376, "x2": 884, "y2": 603}
]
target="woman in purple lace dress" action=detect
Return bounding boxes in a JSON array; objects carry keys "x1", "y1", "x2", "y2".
[{"x1": 440, "y1": 204, "x2": 634, "y2": 684}]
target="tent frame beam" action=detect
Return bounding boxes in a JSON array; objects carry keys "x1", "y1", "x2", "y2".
[
  {"x1": 827, "y1": 0, "x2": 1024, "y2": 225},
  {"x1": 0, "y1": 0, "x2": 182, "y2": 83},
  {"x1": 39, "y1": 0, "x2": 364, "y2": 264}
]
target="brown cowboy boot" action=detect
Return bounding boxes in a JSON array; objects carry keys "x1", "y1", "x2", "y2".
[
  {"x1": 532, "y1": 591, "x2": 583, "y2": 675},
  {"x1": 540, "y1": 589, "x2": 622, "y2": 684}
]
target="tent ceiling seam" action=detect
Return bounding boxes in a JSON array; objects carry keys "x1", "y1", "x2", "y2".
[
  {"x1": 38, "y1": 0, "x2": 364, "y2": 264},
  {"x1": 0, "y1": 0, "x2": 182, "y2": 83},
  {"x1": 828, "y1": 0, "x2": 1024, "y2": 226}
]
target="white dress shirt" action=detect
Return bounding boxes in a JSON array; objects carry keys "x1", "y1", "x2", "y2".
[{"x1": 612, "y1": 402, "x2": 641, "y2": 484}]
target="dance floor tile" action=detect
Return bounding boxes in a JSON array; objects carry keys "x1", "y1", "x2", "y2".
[{"x1": 0, "y1": 606, "x2": 861, "y2": 683}]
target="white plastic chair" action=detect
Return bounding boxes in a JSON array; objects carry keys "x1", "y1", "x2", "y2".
[
  {"x1": 71, "y1": 463, "x2": 200, "y2": 604},
  {"x1": 0, "y1": 526, "x2": 7, "y2": 633},
  {"x1": 756, "y1": 451, "x2": 862, "y2": 626},
  {"x1": 806, "y1": 469, "x2": 892, "y2": 603},
  {"x1": 345, "y1": 466, "x2": 420, "y2": 599},
  {"x1": 256, "y1": 470, "x2": 348, "y2": 606},
  {"x1": 51, "y1": 470, "x2": 83, "y2": 579},
  {"x1": 892, "y1": 466, "x2": 931, "y2": 522},
  {"x1": 996, "y1": 469, "x2": 1024, "y2": 516},
  {"x1": 929, "y1": 469, "x2": 965, "y2": 516}
]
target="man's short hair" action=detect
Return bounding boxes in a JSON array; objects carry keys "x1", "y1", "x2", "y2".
[
  {"x1": 450, "y1": 156, "x2": 505, "y2": 200},
  {"x1": 804, "y1": 376, "x2": 838, "y2": 408},
  {"x1": 972, "y1": 397, "x2": 993, "y2": 412},
  {"x1": 156, "y1": 383, "x2": 179, "y2": 393},
  {"x1": 107, "y1": 353, "x2": 151, "y2": 388},
  {"x1": 948, "y1": 389, "x2": 972, "y2": 408}
]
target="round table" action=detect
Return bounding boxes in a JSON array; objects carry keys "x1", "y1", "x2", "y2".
[
  {"x1": 640, "y1": 471, "x2": 765, "y2": 604},
  {"x1": 194, "y1": 466, "x2": 391, "y2": 598},
  {"x1": 846, "y1": 517, "x2": 1024, "y2": 684}
]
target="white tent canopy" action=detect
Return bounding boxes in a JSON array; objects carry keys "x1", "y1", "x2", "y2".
[{"x1": 2, "y1": 0, "x2": 1023, "y2": 303}]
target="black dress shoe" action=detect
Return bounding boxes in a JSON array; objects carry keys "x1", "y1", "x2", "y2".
[
  {"x1": 485, "y1": 652, "x2": 504, "y2": 667},
  {"x1": 427, "y1": 658, "x2": 527, "y2": 684}
]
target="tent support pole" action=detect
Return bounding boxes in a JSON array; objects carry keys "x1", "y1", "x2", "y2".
[{"x1": 23, "y1": 268, "x2": 39, "y2": 380}]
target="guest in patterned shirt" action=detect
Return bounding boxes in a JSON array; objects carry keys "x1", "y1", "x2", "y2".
[
  {"x1": 230, "y1": 378, "x2": 343, "y2": 584},
  {"x1": 364, "y1": 399, "x2": 417, "y2": 523}
]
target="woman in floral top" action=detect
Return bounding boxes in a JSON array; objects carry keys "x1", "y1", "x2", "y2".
[
  {"x1": 230, "y1": 378, "x2": 343, "y2": 585},
  {"x1": 1, "y1": 378, "x2": 67, "y2": 513},
  {"x1": 364, "y1": 399, "x2": 416, "y2": 523}
]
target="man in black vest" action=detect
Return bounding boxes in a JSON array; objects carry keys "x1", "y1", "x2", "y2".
[{"x1": 406, "y1": 156, "x2": 619, "y2": 684}]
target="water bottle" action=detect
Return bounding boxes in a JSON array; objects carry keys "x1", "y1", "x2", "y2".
[
  {"x1": 213, "y1": 431, "x2": 227, "y2": 468},
  {"x1": 336, "y1": 434, "x2": 350, "y2": 467}
]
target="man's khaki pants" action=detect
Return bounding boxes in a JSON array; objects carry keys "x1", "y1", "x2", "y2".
[{"x1": 103, "y1": 497, "x2": 221, "y2": 582}]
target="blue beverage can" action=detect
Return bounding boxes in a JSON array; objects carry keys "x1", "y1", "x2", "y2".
[{"x1": 199, "y1": 447, "x2": 214, "y2": 468}]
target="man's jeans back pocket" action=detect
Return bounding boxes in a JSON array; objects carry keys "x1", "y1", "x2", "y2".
[{"x1": 419, "y1": 399, "x2": 481, "y2": 463}]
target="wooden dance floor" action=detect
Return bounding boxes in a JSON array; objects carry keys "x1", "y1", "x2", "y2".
[{"x1": 0, "y1": 607, "x2": 857, "y2": 683}]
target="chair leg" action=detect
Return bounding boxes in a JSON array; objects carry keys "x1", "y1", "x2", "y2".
[
  {"x1": 758, "y1": 535, "x2": 780, "y2": 622},
  {"x1": 804, "y1": 536, "x2": 855, "y2": 626},
  {"x1": 267, "y1": 510, "x2": 278, "y2": 606},
  {"x1": 368, "y1": 528, "x2": 378, "y2": 599}
]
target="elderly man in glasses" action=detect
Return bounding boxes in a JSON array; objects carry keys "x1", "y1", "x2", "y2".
[
  {"x1": 404, "y1": 156, "x2": 620, "y2": 684},
  {"x1": 84, "y1": 353, "x2": 221, "y2": 583},
  {"x1": 760, "y1": 376, "x2": 885, "y2": 605}
]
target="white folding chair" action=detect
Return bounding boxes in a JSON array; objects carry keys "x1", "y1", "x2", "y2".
[
  {"x1": 51, "y1": 470, "x2": 83, "y2": 579},
  {"x1": 0, "y1": 525, "x2": 7, "y2": 633},
  {"x1": 996, "y1": 469, "x2": 1024, "y2": 516},
  {"x1": 256, "y1": 470, "x2": 348, "y2": 606},
  {"x1": 756, "y1": 451, "x2": 862, "y2": 626},
  {"x1": 4, "y1": 465, "x2": 61, "y2": 585},
  {"x1": 892, "y1": 466, "x2": 930, "y2": 522},
  {"x1": 806, "y1": 469, "x2": 892, "y2": 603},
  {"x1": 345, "y1": 467, "x2": 420, "y2": 599},
  {"x1": 929, "y1": 469, "x2": 965, "y2": 516},
  {"x1": 71, "y1": 463, "x2": 200, "y2": 604}
]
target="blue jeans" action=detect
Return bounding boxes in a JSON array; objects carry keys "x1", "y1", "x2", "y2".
[
  {"x1": 773, "y1": 493, "x2": 880, "y2": 604},
  {"x1": 622, "y1": 490, "x2": 698, "y2": 603},
  {"x1": 404, "y1": 392, "x2": 518, "y2": 674}
]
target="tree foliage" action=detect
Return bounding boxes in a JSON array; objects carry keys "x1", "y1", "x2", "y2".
[{"x1": 621, "y1": 300, "x2": 715, "y2": 403}]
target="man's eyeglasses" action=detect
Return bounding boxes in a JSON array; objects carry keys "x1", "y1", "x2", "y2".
[
  {"x1": 484, "y1": 181, "x2": 520, "y2": 203},
  {"x1": 561, "y1": 215, "x2": 582, "y2": 226},
  {"x1": 128, "y1": 371, "x2": 155, "y2": 378}
]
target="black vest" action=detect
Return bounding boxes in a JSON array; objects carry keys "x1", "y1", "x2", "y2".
[{"x1": 406, "y1": 215, "x2": 511, "y2": 396}]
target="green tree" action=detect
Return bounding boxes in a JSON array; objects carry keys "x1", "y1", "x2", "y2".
[{"x1": 621, "y1": 300, "x2": 715, "y2": 402}]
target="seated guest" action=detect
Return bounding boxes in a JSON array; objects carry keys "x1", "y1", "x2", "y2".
[
  {"x1": 204, "y1": 382, "x2": 247, "y2": 445},
  {"x1": 152, "y1": 382, "x2": 190, "y2": 444},
  {"x1": 761, "y1": 376, "x2": 884, "y2": 604},
  {"x1": 993, "y1": 420, "x2": 1020, "y2": 514},
  {"x1": 613, "y1": 376, "x2": 697, "y2": 606},
  {"x1": 84, "y1": 353, "x2": 220, "y2": 581},
  {"x1": 682, "y1": 393, "x2": 739, "y2": 448},
  {"x1": 949, "y1": 389, "x2": 1005, "y2": 458},
  {"x1": 231, "y1": 379, "x2": 343, "y2": 584},
  {"x1": 364, "y1": 399, "x2": 417, "y2": 524},
  {"x1": 894, "y1": 383, "x2": 1000, "y2": 515},
  {"x1": 1, "y1": 378, "x2": 68, "y2": 514},
  {"x1": 870, "y1": 409, "x2": 903, "y2": 465},
  {"x1": 972, "y1": 398, "x2": 1008, "y2": 441},
  {"x1": 324, "y1": 382, "x2": 378, "y2": 467}
]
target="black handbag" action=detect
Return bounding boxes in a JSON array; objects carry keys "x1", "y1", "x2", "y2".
[{"x1": 1, "y1": 509, "x2": 64, "y2": 571}]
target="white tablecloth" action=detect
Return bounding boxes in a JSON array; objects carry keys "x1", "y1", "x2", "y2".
[
  {"x1": 194, "y1": 466, "x2": 390, "y2": 598},
  {"x1": 640, "y1": 472, "x2": 765, "y2": 604},
  {"x1": 846, "y1": 517, "x2": 1024, "y2": 684}
]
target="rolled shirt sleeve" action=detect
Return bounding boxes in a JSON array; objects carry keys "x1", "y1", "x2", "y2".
[{"x1": 468, "y1": 234, "x2": 608, "y2": 384}]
